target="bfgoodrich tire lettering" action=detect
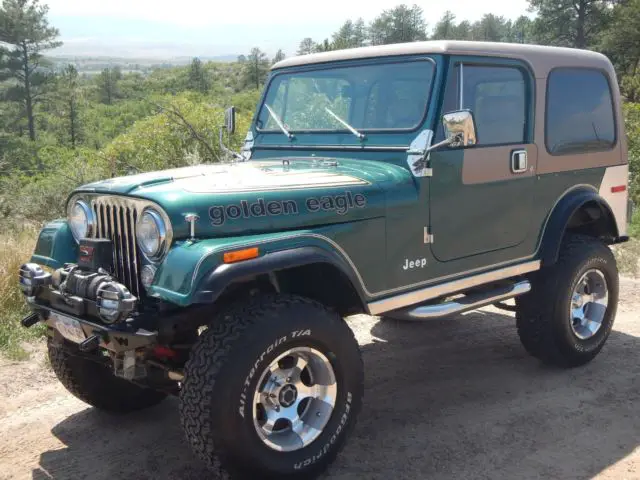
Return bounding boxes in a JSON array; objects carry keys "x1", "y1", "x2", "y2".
[
  {"x1": 516, "y1": 234, "x2": 619, "y2": 367},
  {"x1": 179, "y1": 294, "x2": 364, "y2": 479}
]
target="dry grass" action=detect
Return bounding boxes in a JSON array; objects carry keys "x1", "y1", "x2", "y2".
[
  {"x1": 614, "y1": 238, "x2": 640, "y2": 277},
  {"x1": 0, "y1": 228, "x2": 45, "y2": 360}
]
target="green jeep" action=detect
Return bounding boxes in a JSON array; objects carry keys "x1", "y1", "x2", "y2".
[{"x1": 19, "y1": 41, "x2": 630, "y2": 478}]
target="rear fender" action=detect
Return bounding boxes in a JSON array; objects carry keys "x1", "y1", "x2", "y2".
[{"x1": 539, "y1": 187, "x2": 620, "y2": 267}]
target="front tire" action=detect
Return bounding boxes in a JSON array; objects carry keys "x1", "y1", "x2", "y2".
[
  {"x1": 516, "y1": 235, "x2": 619, "y2": 367},
  {"x1": 48, "y1": 340, "x2": 167, "y2": 412},
  {"x1": 179, "y1": 294, "x2": 364, "y2": 479}
]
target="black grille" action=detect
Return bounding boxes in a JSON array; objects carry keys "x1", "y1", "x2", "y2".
[{"x1": 91, "y1": 198, "x2": 141, "y2": 297}]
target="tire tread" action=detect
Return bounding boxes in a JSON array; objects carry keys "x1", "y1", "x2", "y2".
[
  {"x1": 179, "y1": 294, "x2": 363, "y2": 478},
  {"x1": 48, "y1": 340, "x2": 166, "y2": 413},
  {"x1": 516, "y1": 234, "x2": 617, "y2": 367}
]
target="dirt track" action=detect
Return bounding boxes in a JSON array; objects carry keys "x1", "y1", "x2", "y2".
[{"x1": 1, "y1": 278, "x2": 639, "y2": 480}]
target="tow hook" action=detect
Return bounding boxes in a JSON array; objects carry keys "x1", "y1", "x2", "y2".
[
  {"x1": 79, "y1": 333, "x2": 102, "y2": 353},
  {"x1": 21, "y1": 312, "x2": 41, "y2": 328}
]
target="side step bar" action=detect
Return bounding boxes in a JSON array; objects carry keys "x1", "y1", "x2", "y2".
[{"x1": 386, "y1": 280, "x2": 531, "y2": 321}]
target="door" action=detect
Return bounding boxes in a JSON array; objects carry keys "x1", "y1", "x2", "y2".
[{"x1": 429, "y1": 58, "x2": 538, "y2": 263}]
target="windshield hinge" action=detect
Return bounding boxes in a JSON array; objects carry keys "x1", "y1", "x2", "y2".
[{"x1": 424, "y1": 227, "x2": 434, "y2": 244}]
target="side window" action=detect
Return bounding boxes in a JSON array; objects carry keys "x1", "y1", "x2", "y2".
[
  {"x1": 463, "y1": 65, "x2": 527, "y2": 146},
  {"x1": 436, "y1": 63, "x2": 528, "y2": 146},
  {"x1": 546, "y1": 68, "x2": 615, "y2": 155}
]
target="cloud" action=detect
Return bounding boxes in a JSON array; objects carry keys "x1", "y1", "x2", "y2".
[
  {"x1": 45, "y1": 0, "x2": 532, "y2": 58},
  {"x1": 46, "y1": 0, "x2": 530, "y2": 27}
]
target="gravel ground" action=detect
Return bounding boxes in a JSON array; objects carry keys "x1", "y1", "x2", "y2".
[{"x1": 0, "y1": 278, "x2": 639, "y2": 480}]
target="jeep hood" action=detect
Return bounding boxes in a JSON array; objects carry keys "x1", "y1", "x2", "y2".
[{"x1": 78, "y1": 158, "x2": 413, "y2": 238}]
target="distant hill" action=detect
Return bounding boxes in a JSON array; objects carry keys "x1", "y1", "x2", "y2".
[{"x1": 46, "y1": 54, "x2": 240, "y2": 74}]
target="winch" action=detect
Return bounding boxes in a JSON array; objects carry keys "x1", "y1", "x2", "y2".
[{"x1": 19, "y1": 238, "x2": 137, "y2": 324}]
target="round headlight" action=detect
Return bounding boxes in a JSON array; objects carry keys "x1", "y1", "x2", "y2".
[
  {"x1": 136, "y1": 209, "x2": 166, "y2": 259},
  {"x1": 68, "y1": 200, "x2": 94, "y2": 241}
]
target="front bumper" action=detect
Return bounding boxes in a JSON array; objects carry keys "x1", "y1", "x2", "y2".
[{"x1": 26, "y1": 297, "x2": 157, "y2": 354}]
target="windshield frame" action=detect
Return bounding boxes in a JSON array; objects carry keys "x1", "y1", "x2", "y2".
[{"x1": 255, "y1": 56, "x2": 438, "y2": 135}]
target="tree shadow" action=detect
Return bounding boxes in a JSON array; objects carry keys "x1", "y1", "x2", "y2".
[{"x1": 33, "y1": 308, "x2": 640, "y2": 480}]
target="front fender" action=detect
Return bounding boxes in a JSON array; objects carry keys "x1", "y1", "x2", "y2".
[
  {"x1": 192, "y1": 245, "x2": 366, "y2": 306},
  {"x1": 147, "y1": 228, "x2": 371, "y2": 307},
  {"x1": 31, "y1": 220, "x2": 78, "y2": 268}
]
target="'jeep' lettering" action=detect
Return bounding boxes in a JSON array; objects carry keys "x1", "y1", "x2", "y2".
[
  {"x1": 210, "y1": 192, "x2": 367, "y2": 226},
  {"x1": 403, "y1": 258, "x2": 427, "y2": 270}
]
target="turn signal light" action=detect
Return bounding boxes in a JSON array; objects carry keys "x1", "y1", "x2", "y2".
[
  {"x1": 611, "y1": 185, "x2": 627, "y2": 193},
  {"x1": 223, "y1": 247, "x2": 259, "y2": 264}
]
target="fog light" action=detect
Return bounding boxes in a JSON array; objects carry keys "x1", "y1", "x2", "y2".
[
  {"x1": 96, "y1": 281, "x2": 137, "y2": 324},
  {"x1": 140, "y1": 265, "x2": 157, "y2": 289},
  {"x1": 19, "y1": 263, "x2": 52, "y2": 297}
]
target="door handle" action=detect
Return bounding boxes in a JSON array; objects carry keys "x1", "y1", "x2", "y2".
[{"x1": 511, "y1": 150, "x2": 528, "y2": 173}]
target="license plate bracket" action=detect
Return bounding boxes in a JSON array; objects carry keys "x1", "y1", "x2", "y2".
[{"x1": 51, "y1": 312, "x2": 86, "y2": 344}]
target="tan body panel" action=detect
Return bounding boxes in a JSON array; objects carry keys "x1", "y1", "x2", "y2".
[{"x1": 462, "y1": 144, "x2": 538, "y2": 185}]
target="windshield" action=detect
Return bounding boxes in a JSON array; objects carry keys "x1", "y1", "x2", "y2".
[{"x1": 257, "y1": 59, "x2": 435, "y2": 133}]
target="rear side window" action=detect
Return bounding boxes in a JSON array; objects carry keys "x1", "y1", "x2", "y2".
[{"x1": 546, "y1": 68, "x2": 616, "y2": 155}]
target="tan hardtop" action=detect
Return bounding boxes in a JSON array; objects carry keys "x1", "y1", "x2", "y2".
[{"x1": 272, "y1": 40, "x2": 614, "y2": 78}]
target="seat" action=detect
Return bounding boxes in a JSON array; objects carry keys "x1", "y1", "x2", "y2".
[{"x1": 474, "y1": 95, "x2": 525, "y2": 145}]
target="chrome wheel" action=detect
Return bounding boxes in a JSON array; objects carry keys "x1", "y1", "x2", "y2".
[
  {"x1": 252, "y1": 347, "x2": 337, "y2": 452},
  {"x1": 570, "y1": 269, "x2": 609, "y2": 340}
]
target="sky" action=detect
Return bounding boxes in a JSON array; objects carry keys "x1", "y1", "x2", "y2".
[{"x1": 45, "y1": 0, "x2": 532, "y2": 58}]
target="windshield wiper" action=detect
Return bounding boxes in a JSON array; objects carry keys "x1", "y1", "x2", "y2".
[
  {"x1": 265, "y1": 104, "x2": 294, "y2": 139},
  {"x1": 324, "y1": 107, "x2": 365, "y2": 141}
]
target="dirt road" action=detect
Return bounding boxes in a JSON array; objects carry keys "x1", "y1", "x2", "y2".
[{"x1": 1, "y1": 278, "x2": 639, "y2": 480}]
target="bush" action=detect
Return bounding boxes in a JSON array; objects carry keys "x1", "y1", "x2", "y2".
[
  {"x1": 102, "y1": 93, "x2": 252, "y2": 174},
  {"x1": 624, "y1": 103, "x2": 640, "y2": 206},
  {"x1": 0, "y1": 146, "x2": 108, "y2": 227}
]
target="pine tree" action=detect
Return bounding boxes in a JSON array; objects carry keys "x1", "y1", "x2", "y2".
[
  {"x1": 297, "y1": 38, "x2": 317, "y2": 55},
  {"x1": 0, "y1": 0, "x2": 62, "y2": 141},
  {"x1": 188, "y1": 57, "x2": 210, "y2": 94},
  {"x1": 58, "y1": 64, "x2": 82, "y2": 149},
  {"x1": 431, "y1": 11, "x2": 457, "y2": 40},
  {"x1": 272, "y1": 49, "x2": 286, "y2": 65},
  {"x1": 529, "y1": 0, "x2": 614, "y2": 48},
  {"x1": 368, "y1": 4, "x2": 427, "y2": 45},
  {"x1": 98, "y1": 66, "x2": 122, "y2": 105},
  {"x1": 244, "y1": 47, "x2": 269, "y2": 90}
]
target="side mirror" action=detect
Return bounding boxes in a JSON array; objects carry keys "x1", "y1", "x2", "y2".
[
  {"x1": 224, "y1": 106, "x2": 236, "y2": 134},
  {"x1": 442, "y1": 110, "x2": 477, "y2": 148}
]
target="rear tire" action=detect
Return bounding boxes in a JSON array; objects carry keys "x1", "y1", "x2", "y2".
[
  {"x1": 516, "y1": 234, "x2": 619, "y2": 367},
  {"x1": 48, "y1": 340, "x2": 167, "y2": 413},
  {"x1": 179, "y1": 294, "x2": 364, "y2": 479}
]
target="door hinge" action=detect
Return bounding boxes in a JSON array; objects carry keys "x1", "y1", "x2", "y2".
[{"x1": 424, "y1": 227, "x2": 434, "y2": 244}]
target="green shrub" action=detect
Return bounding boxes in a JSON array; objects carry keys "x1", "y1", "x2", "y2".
[{"x1": 624, "y1": 103, "x2": 640, "y2": 206}]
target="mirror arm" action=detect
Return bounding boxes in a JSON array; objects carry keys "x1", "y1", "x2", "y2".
[
  {"x1": 219, "y1": 127, "x2": 243, "y2": 161},
  {"x1": 424, "y1": 136, "x2": 455, "y2": 154},
  {"x1": 407, "y1": 135, "x2": 457, "y2": 158}
]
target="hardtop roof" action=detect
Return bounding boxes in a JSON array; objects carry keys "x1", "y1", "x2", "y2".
[{"x1": 272, "y1": 40, "x2": 613, "y2": 78}]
